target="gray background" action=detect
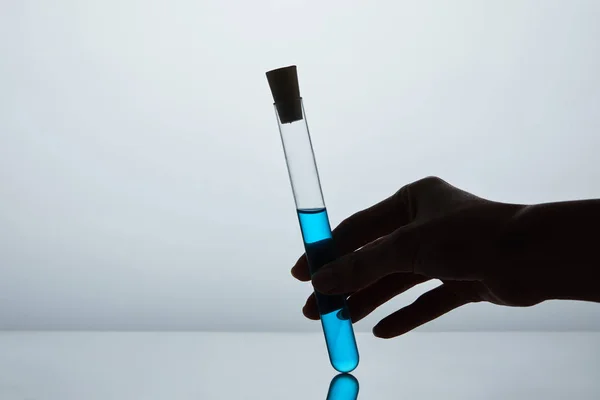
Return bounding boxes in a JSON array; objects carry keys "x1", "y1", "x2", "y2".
[{"x1": 1, "y1": 0, "x2": 599, "y2": 331}]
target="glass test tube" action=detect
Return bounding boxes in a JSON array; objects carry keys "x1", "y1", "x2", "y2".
[{"x1": 266, "y1": 65, "x2": 359, "y2": 373}]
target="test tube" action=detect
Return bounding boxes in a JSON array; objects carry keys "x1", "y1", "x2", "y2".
[{"x1": 266, "y1": 65, "x2": 359, "y2": 373}]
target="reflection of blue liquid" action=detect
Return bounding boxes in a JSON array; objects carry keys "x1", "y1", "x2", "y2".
[
  {"x1": 297, "y1": 208, "x2": 359, "y2": 373},
  {"x1": 327, "y1": 374, "x2": 359, "y2": 400}
]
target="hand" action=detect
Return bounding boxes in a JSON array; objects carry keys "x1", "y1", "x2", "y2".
[{"x1": 292, "y1": 176, "x2": 541, "y2": 339}]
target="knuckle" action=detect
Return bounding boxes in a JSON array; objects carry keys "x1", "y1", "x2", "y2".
[
  {"x1": 412, "y1": 176, "x2": 447, "y2": 190},
  {"x1": 394, "y1": 176, "x2": 448, "y2": 220}
]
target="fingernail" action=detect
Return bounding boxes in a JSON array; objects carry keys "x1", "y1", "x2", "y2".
[{"x1": 312, "y1": 267, "x2": 336, "y2": 293}]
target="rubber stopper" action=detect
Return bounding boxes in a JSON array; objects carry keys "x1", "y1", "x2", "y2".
[{"x1": 266, "y1": 65, "x2": 303, "y2": 123}]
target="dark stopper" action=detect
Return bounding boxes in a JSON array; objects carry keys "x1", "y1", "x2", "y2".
[{"x1": 266, "y1": 65, "x2": 303, "y2": 123}]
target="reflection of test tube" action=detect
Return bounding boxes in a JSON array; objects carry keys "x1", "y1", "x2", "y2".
[
  {"x1": 326, "y1": 374, "x2": 360, "y2": 400},
  {"x1": 266, "y1": 65, "x2": 359, "y2": 373}
]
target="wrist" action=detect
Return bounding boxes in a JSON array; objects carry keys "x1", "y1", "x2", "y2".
[{"x1": 500, "y1": 202, "x2": 600, "y2": 303}]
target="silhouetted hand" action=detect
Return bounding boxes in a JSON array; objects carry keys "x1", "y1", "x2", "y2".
[{"x1": 292, "y1": 177, "x2": 600, "y2": 338}]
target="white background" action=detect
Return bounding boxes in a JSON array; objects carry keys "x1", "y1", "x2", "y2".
[{"x1": 1, "y1": 0, "x2": 599, "y2": 331}]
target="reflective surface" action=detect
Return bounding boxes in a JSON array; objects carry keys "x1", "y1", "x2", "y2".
[
  {"x1": 0, "y1": 332, "x2": 598, "y2": 399},
  {"x1": 327, "y1": 374, "x2": 359, "y2": 400}
]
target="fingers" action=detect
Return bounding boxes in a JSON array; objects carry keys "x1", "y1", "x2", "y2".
[
  {"x1": 312, "y1": 226, "x2": 419, "y2": 294},
  {"x1": 302, "y1": 293, "x2": 319, "y2": 320},
  {"x1": 347, "y1": 274, "x2": 430, "y2": 322},
  {"x1": 331, "y1": 193, "x2": 409, "y2": 258},
  {"x1": 373, "y1": 281, "x2": 479, "y2": 339},
  {"x1": 302, "y1": 273, "x2": 429, "y2": 322},
  {"x1": 291, "y1": 255, "x2": 312, "y2": 282},
  {"x1": 291, "y1": 192, "x2": 410, "y2": 282}
]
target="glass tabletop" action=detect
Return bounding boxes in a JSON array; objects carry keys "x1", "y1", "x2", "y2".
[{"x1": 0, "y1": 332, "x2": 598, "y2": 399}]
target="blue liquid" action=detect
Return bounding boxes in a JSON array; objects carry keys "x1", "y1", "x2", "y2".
[
  {"x1": 297, "y1": 208, "x2": 359, "y2": 373},
  {"x1": 326, "y1": 374, "x2": 359, "y2": 400},
  {"x1": 297, "y1": 208, "x2": 333, "y2": 244}
]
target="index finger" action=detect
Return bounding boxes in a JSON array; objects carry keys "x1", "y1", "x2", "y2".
[
  {"x1": 291, "y1": 191, "x2": 410, "y2": 281},
  {"x1": 312, "y1": 224, "x2": 420, "y2": 294}
]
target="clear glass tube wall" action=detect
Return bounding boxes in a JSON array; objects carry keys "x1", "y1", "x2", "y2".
[
  {"x1": 274, "y1": 98, "x2": 359, "y2": 373},
  {"x1": 276, "y1": 99, "x2": 325, "y2": 211}
]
